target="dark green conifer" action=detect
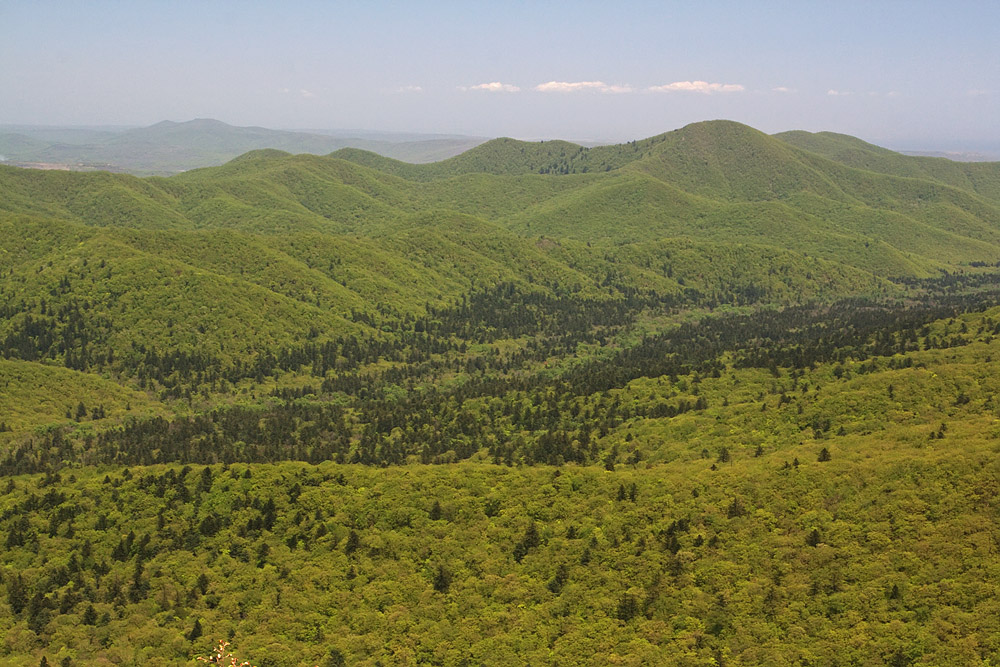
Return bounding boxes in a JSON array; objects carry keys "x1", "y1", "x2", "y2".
[{"x1": 187, "y1": 618, "x2": 203, "y2": 642}]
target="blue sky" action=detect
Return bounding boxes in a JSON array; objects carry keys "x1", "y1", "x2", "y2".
[{"x1": 2, "y1": 1, "x2": 998, "y2": 150}]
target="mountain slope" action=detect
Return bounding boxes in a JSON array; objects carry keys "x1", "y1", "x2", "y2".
[
  {"x1": 4, "y1": 121, "x2": 1000, "y2": 665},
  {"x1": 3, "y1": 120, "x2": 1000, "y2": 429},
  {"x1": 5, "y1": 120, "x2": 1000, "y2": 281},
  {"x1": 775, "y1": 129, "x2": 1000, "y2": 204}
]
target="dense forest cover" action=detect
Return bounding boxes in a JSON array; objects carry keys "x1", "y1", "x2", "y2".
[{"x1": 2, "y1": 120, "x2": 1000, "y2": 665}]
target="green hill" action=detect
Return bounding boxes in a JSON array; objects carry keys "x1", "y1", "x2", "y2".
[
  {"x1": 775, "y1": 128, "x2": 1000, "y2": 203},
  {"x1": 0, "y1": 358, "x2": 158, "y2": 433},
  {"x1": 5, "y1": 119, "x2": 1000, "y2": 406},
  {"x1": 4, "y1": 119, "x2": 1000, "y2": 665},
  {"x1": 5, "y1": 119, "x2": 1000, "y2": 276}
]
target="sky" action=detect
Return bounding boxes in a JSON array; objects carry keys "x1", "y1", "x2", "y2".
[{"x1": 2, "y1": 0, "x2": 999, "y2": 151}]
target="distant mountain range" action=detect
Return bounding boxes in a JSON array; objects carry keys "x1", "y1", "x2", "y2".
[
  {"x1": 899, "y1": 149, "x2": 999, "y2": 162},
  {"x1": 0, "y1": 118, "x2": 488, "y2": 175},
  {"x1": 2, "y1": 118, "x2": 1000, "y2": 374},
  {"x1": 4, "y1": 118, "x2": 996, "y2": 178}
]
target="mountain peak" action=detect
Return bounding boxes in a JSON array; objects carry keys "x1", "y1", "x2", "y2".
[{"x1": 184, "y1": 118, "x2": 231, "y2": 129}]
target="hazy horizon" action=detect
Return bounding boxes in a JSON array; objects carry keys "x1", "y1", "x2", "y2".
[{"x1": 3, "y1": 1, "x2": 999, "y2": 153}]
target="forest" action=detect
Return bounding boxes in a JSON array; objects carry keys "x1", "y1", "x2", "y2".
[{"x1": 2, "y1": 120, "x2": 1000, "y2": 665}]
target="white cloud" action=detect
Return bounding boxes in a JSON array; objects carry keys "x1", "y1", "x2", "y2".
[
  {"x1": 300, "y1": 89, "x2": 316, "y2": 99},
  {"x1": 396, "y1": 85, "x2": 423, "y2": 93},
  {"x1": 968, "y1": 88, "x2": 990, "y2": 97},
  {"x1": 772, "y1": 86, "x2": 792, "y2": 93},
  {"x1": 601, "y1": 84, "x2": 635, "y2": 94},
  {"x1": 462, "y1": 82, "x2": 521, "y2": 93},
  {"x1": 648, "y1": 81, "x2": 745, "y2": 94},
  {"x1": 827, "y1": 89, "x2": 851, "y2": 96},
  {"x1": 534, "y1": 80, "x2": 633, "y2": 93}
]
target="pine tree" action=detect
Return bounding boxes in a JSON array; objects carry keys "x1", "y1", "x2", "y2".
[
  {"x1": 187, "y1": 618, "x2": 203, "y2": 642},
  {"x1": 197, "y1": 466, "x2": 213, "y2": 493},
  {"x1": 432, "y1": 565, "x2": 451, "y2": 593},
  {"x1": 324, "y1": 648, "x2": 347, "y2": 667},
  {"x1": 82, "y1": 604, "x2": 97, "y2": 625},
  {"x1": 513, "y1": 522, "x2": 540, "y2": 563},
  {"x1": 727, "y1": 497, "x2": 747, "y2": 518},
  {"x1": 616, "y1": 593, "x2": 639, "y2": 621},
  {"x1": 196, "y1": 573, "x2": 210, "y2": 595},
  {"x1": 547, "y1": 564, "x2": 569, "y2": 594},
  {"x1": 344, "y1": 530, "x2": 360, "y2": 555},
  {"x1": 7, "y1": 574, "x2": 27, "y2": 615}
]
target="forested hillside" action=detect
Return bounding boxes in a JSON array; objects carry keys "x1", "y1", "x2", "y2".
[{"x1": 2, "y1": 120, "x2": 1000, "y2": 665}]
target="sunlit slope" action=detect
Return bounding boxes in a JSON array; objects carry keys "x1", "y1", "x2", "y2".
[
  {"x1": 4, "y1": 120, "x2": 1000, "y2": 281},
  {"x1": 0, "y1": 166, "x2": 188, "y2": 228},
  {"x1": 1, "y1": 211, "x2": 879, "y2": 355},
  {"x1": 0, "y1": 358, "x2": 159, "y2": 433},
  {"x1": 0, "y1": 217, "x2": 363, "y2": 363},
  {"x1": 502, "y1": 171, "x2": 988, "y2": 275},
  {"x1": 775, "y1": 129, "x2": 1000, "y2": 203},
  {"x1": 335, "y1": 121, "x2": 1000, "y2": 272},
  {"x1": 3, "y1": 439, "x2": 998, "y2": 665},
  {"x1": 169, "y1": 150, "x2": 607, "y2": 232},
  {"x1": 4, "y1": 307, "x2": 1000, "y2": 663},
  {"x1": 601, "y1": 305, "x2": 1000, "y2": 465}
]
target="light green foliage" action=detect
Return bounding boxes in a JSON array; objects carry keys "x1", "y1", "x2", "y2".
[
  {"x1": 2, "y1": 427, "x2": 999, "y2": 664},
  {"x1": 2, "y1": 120, "x2": 1000, "y2": 665},
  {"x1": 775, "y1": 129, "x2": 1000, "y2": 204},
  {"x1": 0, "y1": 359, "x2": 156, "y2": 432},
  {"x1": 4, "y1": 120, "x2": 1000, "y2": 275}
]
